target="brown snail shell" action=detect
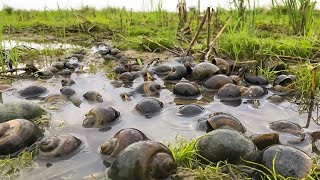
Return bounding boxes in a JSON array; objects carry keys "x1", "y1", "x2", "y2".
[
  {"x1": 250, "y1": 133, "x2": 280, "y2": 151},
  {"x1": 61, "y1": 78, "x2": 75, "y2": 87},
  {"x1": 108, "y1": 141, "x2": 177, "y2": 180},
  {"x1": 82, "y1": 107, "x2": 120, "y2": 128},
  {"x1": 173, "y1": 79, "x2": 200, "y2": 97},
  {"x1": 83, "y1": 91, "x2": 103, "y2": 102},
  {"x1": 37, "y1": 134, "x2": 82, "y2": 159},
  {"x1": 192, "y1": 62, "x2": 220, "y2": 81},
  {"x1": 119, "y1": 72, "x2": 134, "y2": 82},
  {"x1": 203, "y1": 74, "x2": 234, "y2": 91},
  {"x1": 269, "y1": 120, "x2": 303, "y2": 136},
  {"x1": 211, "y1": 58, "x2": 231, "y2": 75},
  {"x1": 217, "y1": 83, "x2": 241, "y2": 100},
  {"x1": 164, "y1": 65, "x2": 187, "y2": 81},
  {"x1": 153, "y1": 65, "x2": 172, "y2": 75},
  {"x1": 0, "y1": 119, "x2": 43, "y2": 156},
  {"x1": 206, "y1": 112, "x2": 246, "y2": 133},
  {"x1": 134, "y1": 81, "x2": 162, "y2": 95},
  {"x1": 134, "y1": 98, "x2": 164, "y2": 116},
  {"x1": 240, "y1": 85, "x2": 267, "y2": 98},
  {"x1": 100, "y1": 128, "x2": 150, "y2": 161}
]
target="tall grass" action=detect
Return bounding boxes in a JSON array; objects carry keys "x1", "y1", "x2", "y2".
[{"x1": 279, "y1": 0, "x2": 316, "y2": 35}]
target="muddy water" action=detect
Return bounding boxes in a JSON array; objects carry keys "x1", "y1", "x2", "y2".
[{"x1": 2, "y1": 50, "x2": 320, "y2": 179}]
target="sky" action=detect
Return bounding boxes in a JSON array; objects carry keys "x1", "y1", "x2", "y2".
[{"x1": 0, "y1": 0, "x2": 295, "y2": 11}]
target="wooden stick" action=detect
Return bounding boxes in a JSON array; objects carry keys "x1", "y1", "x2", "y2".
[
  {"x1": 185, "y1": 8, "x2": 209, "y2": 56},
  {"x1": 142, "y1": 37, "x2": 180, "y2": 56},
  {"x1": 304, "y1": 66, "x2": 318, "y2": 128},
  {"x1": 205, "y1": 15, "x2": 232, "y2": 60},
  {"x1": 206, "y1": 8, "x2": 211, "y2": 49}
]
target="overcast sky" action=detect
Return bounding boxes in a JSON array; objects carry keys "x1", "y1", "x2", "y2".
[{"x1": 2, "y1": 0, "x2": 315, "y2": 11}]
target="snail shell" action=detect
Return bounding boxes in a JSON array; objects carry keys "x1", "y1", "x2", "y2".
[
  {"x1": 135, "y1": 98, "x2": 164, "y2": 116},
  {"x1": 0, "y1": 119, "x2": 43, "y2": 156},
  {"x1": 269, "y1": 120, "x2": 303, "y2": 136},
  {"x1": 18, "y1": 85, "x2": 48, "y2": 98},
  {"x1": 108, "y1": 141, "x2": 177, "y2": 180},
  {"x1": 250, "y1": 133, "x2": 280, "y2": 151},
  {"x1": 273, "y1": 74, "x2": 294, "y2": 86},
  {"x1": 100, "y1": 128, "x2": 150, "y2": 161},
  {"x1": 82, "y1": 107, "x2": 120, "y2": 128},
  {"x1": 60, "y1": 87, "x2": 76, "y2": 97},
  {"x1": 192, "y1": 62, "x2": 220, "y2": 81},
  {"x1": 134, "y1": 81, "x2": 162, "y2": 95},
  {"x1": 45, "y1": 66, "x2": 59, "y2": 74},
  {"x1": 114, "y1": 66, "x2": 127, "y2": 74},
  {"x1": 37, "y1": 134, "x2": 82, "y2": 159},
  {"x1": 61, "y1": 78, "x2": 75, "y2": 87},
  {"x1": 119, "y1": 72, "x2": 134, "y2": 82},
  {"x1": 203, "y1": 74, "x2": 234, "y2": 91},
  {"x1": 211, "y1": 58, "x2": 231, "y2": 75},
  {"x1": 164, "y1": 65, "x2": 187, "y2": 81},
  {"x1": 173, "y1": 79, "x2": 200, "y2": 97},
  {"x1": 217, "y1": 83, "x2": 241, "y2": 100},
  {"x1": 240, "y1": 86, "x2": 267, "y2": 98},
  {"x1": 52, "y1": 62, "x2": 64, "y2": 70},
  {"x1": 153, "y1": 65, "x2": 172, "y2": 75},
  {"x1": 206, "y1": 112, "x2": 246, "y2": 133},
  {"x1": 83, "y1": 91, "x2": 103, "y2": 102},
  {"x1": 244, "y1": 73, "x2": 268, "y2": 86}
]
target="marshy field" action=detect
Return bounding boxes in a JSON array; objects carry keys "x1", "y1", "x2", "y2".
[{"x1": 1, "y1": 0, "x2": 320, "y2": 179}]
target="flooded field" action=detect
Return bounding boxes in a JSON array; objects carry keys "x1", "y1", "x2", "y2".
[{"x1": 1, "y1": 41, "x2": 319, "y2": 179}]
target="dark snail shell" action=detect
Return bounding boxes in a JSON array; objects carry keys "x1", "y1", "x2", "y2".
[
  {"x1": 37, "y1": 134, "x2": 82, "y2": 159},
  {"x1": 206, "y1": 112, "x2": 246, "y2": 133},
  {"x1": 18, "y1": 85, "x2": 48, "y2": 98},
  {"x1": 0, "y1": 101, "x2": 46, "y2": 123},
  {"x1": 119, "y1": 72, "x2": 134, "y2": 82},
  {"x1": 240, "y1": 85, "x2": 267, "y2": 98},
  {"x1": 250, "y1": 133, "x2": 280, "y2": 151},
  {"x1": 273, "y1": 74, "x2": 294, "y2": 86},
  {"x1": 82, "y1": 107, "x2": 120, "y2": 128},
  {"x1": 45, "y1": 66, "x2": 59, "y2": 74},
  {"x1": 59, "y1": 69, "x2": 72, "y2": 77},
  {"x1": 153, "y1": 65, "x2": 172, "y2": 75},
  {"x1": 164, "y1": 65, "x2": 187, "y2": 81},
  {"x1": 108, "y1": 141, "x2": 177, "y2": 180},
  {"x1": 217, "y1": 83, "x2": 241, "y2": 100},
  {"x1": 135, "y1": 98, "x2": 163, "y2": 116},
  {"x1": 60, "y1": 87, "x2": 76, "y2": 97},
  {"x1": 203, "y1": 74, "x2": 234, "y2": 91},
  {"x1": 114, "y1": 66, "x2": 127, "y2": 74},
  {"x1": 269, "y1": 120, "x2": 303, "y2": 136},
  {"x1": 134, "y1": 81, "x2": 162, "y2": 95},
  {"x1": 100, "y1": 128, "x2": 150, "y2": 161},
  {"x1": 267, "y1": 94, "x2": 284, "y2": 104},
  {"x1": 192, "y1": 62, "x2": 220, "y2": 81},
  {"x1": 52, "y1": 62, "x2": 64, "y2": 70},
  {"x1": 244, "y1": 73, "x2": 268, "y2": 86},
  {"x1": 211, "y1": 58, "x2": 231, "y2": 75},
  {"x1": 173, "y1": 79, "x2": 200, "y2": 97},
  {"x1": 178, "y1": 104, "x2": 204, "y2": 116},
  {"x1": 262, "y1": 145, "x2": 313, "y2": 179},
  {"x1": 0, "y1": 119, "x2": 43, "y2": 156},
  {"x1": 83, "y1": 91, "x2": 103, "y2": 102},
  {"x1": 196, "y1": 129, "x2": 258, "y2": 163},
  {"x1": 61, "y1": 78, "x2": 75, "y2": 87}
]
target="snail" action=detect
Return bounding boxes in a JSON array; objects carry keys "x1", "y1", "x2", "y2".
[
  {"x1": 83, "y1": 91, "x2": 103, "y2": 103},
  {"x1": 60, "y1": 87, "x2": 76, "y2": 97},
  {"x1": 250, "y1": 133, "x2": 280, "y2": 151},
  {"x1": 244, "y1": 73, "x2": 268, "y2": 86},
  {"x1": 178, "y1": 104, "x2": 204, "y2": 116},
  {"x1": 173, "y1": 78, "x2": 200, "y2": 97},
  {"x1": 18, "y1": 85, "x2": 48, "y2": 99},
  {"x1": 217, "y1": 83, "x2": 241, "y2": 100},
  {"x1": 37, "y1": 134, "x2": 82, "y2": 159},
  {"x1": 51, "y1": 62, "x2": 65, "y2": 70},
  {"x1": 192, "y1": 62, "x2": 220, "y2": 81},
  {"x1": 82, "y1": 107, "x2": 120, "y2": 128},
  {"x1": 240, "y1": 85, "x2": 267, "y2": 98},
  {"x1": 196, "y1": 129, "x2": 259, "y2": 164},
  {"x1": 206, "y1": 112, "x2": 246, "y2": 133},
  {"x1": 211, "y1": 58, "x2": 231, "y2": 75},
  {"x1": 164, "y1": 65, "x2": 187, "y2": 81},
  {"x1": 132, "y1": 81, "x2": 162, "y2": 96},
  {"x1": 153, "y1": 65, "x2": 172, "y2": 75},
  {"x1": 108, "y1": 141, "x2": 177, "y2": 180},
  {"x1": 61, "y1": 78, "x2": 75, "y2": 87},
  {"x1": 0, "y1": 119, "x2": 43, "y2": 156},
  {"x1": 100, "y1": 128, "x2": 150, "y2": 162},
  {"x1": 203, "y1": 74, "x2": 234, "y2": 91},
  {"x1": 135, "y1": 98, "x2": 164, "y2": 117}
]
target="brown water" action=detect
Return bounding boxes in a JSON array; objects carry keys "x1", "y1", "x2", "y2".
[{"x1": 2, "y1": 48, "x2": 320, "y2": 179}]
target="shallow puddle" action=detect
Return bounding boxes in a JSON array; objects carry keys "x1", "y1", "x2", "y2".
[{"x1": 1, "y1": 45, "x2": 320, "y2": 179}]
